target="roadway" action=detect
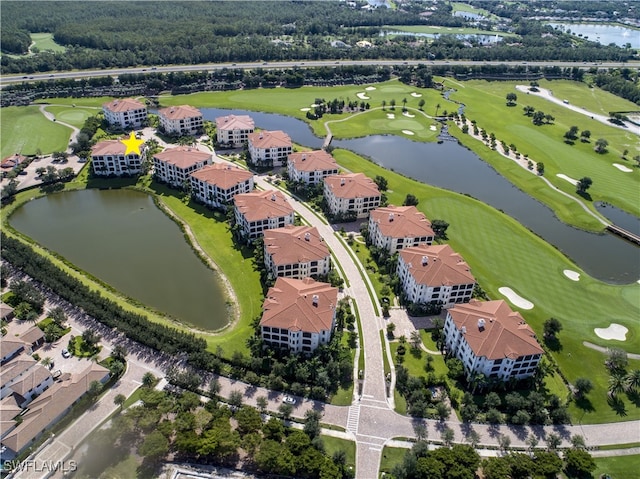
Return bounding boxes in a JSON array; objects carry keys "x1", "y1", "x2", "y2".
[{"x1": 2, "y1": 60, "x2": 639, "y2": 86}]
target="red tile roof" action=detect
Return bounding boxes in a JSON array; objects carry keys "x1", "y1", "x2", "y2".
[
  {"x1": 158, "y1": 105, "x2": 202, "y2": 120},
  {"x1": 248, "y1": 130, "x2": 291, "y2": 149},
  {"x1": 153, "y1": 146, "x2": 211, "y2": 169},
  {"x1": 448, "y1": 299, "x2": 543, "y2": 360},
  {"x1": 216, "y1": 115, "x2": 255, "y2": 131},
  {"x1": 371, "y1": 205, "x2": 434, "y2": 239},
  {"x1": 400, "y1": 244, "x2": 474, "y2": 286},
  {"x1": 191, "y1": 163, "x2": 253, "y2": 189},
  {"x1": 261, "y1": 277, "x2": 338, "y2": 333},
  {"x1": 1, "y1": 154, "x2": 26, "y2": 169},
  {"x1": 91, "y1": 139, "x2": 129, "y2": 156},
  {"x1": 288, "y1": 150, "x2": 338, "y2": 172},
  {"x1": 103, "y1": 98, "x2": 145, "y2": 113},
  {"x1": 324, "y1": 173, "x2": 380, "y2": 199},
  {"x1": 234, "y1": 190, "x2": 293, "y2": 222},
  {"x1": 265, "y1": 226, "x2": 330, "y2": 266}
]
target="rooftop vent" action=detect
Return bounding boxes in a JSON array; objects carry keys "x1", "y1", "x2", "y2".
[
  {"x1": 478, "y1": 318, "x2": 486, "y2": 331},
  {"x1": 461, "y1": 326, "x2": 467, "y2": 334},
  {"x1": 271, "y1": 194, "x2": 277, "y2": 201},
  {"x1": 259, "y1": 132, "x2": 264, "y2": 139},
  {"x1": 389, "y1": 213, "x2": 394, "y2": 222},
  {"x1": 421, "y1": 255, "x2": 428, "y2": 266},
  {"x1": 302, "y1": 154, "x2": 307, "y2": 161},
  {"x1": 340, "y1": 178, "x2": 345, "y2": 186},
  {"x1": 312, "y1": 294, "x2": 319, "y2": 306},
  {"x1": 304, "y1": 232, "x2": 311, "y2": 241}
]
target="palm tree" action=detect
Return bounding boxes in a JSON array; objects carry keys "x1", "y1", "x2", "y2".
[
  {"x1": 41, "y1": 357, "x2": 54, "y2": 369},
  {"x1": 625, "y1": 369, "x2": 640, "y2": 393},
  {"x1": 608, "y1": 373, "x2": 626, "y2": 398},
  {"x1": 435, "y1": 103, "x2": 441, "y2": 117},
  {"x1": 382, "y1": 100, "x2": 386, "y2": 111}
]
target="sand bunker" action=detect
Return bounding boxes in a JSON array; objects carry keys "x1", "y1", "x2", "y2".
[
  {"x1": 613, "y1": 163, "x2": 633, "y2": 172},
  {"x1": 365, "y1": 86, "x2": 376, "y2": 91},
  {"x1": 387, "y1": 113, "x2": 395, "y2": 119},
  {"x1": 430, "y1": 125, "x2": 437, "y2": 131},
  {"x1": 402, "y1": 112, "x2": 415, "y2": 118},
  {"x1": 311, "y1": 103, "x2": 320, "y2": 108},
  {"x1": 410, "y1": 92, "x2": 422, "y2": 98},
  {"x1": 402, "y1": 130, "x2": 415, "y2": 136},
  {"x1": 563, "y1": 270, "x2": 580, "y2": 281},
  {"x1": 300, "y1": 107, "x2": 311, "y2": 112},
  {"x1": 498, "y1": 287, "x2": 534, "y2": 310},
  {"x1": 556, "y1": 173, "x2": 578, "y2": 186},
  {"x1": 594, "y1": 323, "x2": 628, "y2": 341},
  {"x1": 356, "y1": 92, "x2": 370, "y2": 100}
]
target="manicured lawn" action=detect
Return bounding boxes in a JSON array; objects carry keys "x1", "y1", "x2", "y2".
[
  {"x1": 1, "y1": 106, "x2": 72, "y2": 157},
  {"x1": 380, "y1": 445, "x2": 407, "y2": 475},
  {"x1": 349, "y1": 237, "x2": 396, "y2": 304},
  {"x1": 322, "y1": 435, "x2": 356, "y2": 472},
  {"x1": 383, "y1": 25, "x2": 516, "y2": 38},
  {"x1": 451, "y1": 1, "x2": 498, "y2": 20},
  {"x1": 30, "y1": 33, "x2": 67, "y2": 53},
  {"x1": 34, "y1": 96, "x2": 116, "y2": 108},
  {"x1": 449, "y1": 80, "x2": 640, "y2": 218},
  {"x1": 44, "y1": 105, "x2": 99, "y2": 128},
  {"x1": 332, "y1": 148, "x2": 640, "y2": 423},
  {"x1": 592, "y1": 454, "x2": 640, "y2": 479}
]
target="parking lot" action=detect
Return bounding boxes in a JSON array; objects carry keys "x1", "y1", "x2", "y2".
[{"x1": 0, "y1": 153, "x2": 88, "y2": 192}]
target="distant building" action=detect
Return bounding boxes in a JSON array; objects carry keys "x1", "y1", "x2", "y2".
[
  {"x1": 190, "y1": 163, "x2": 254, "y2": 210},
  {"x1": 287, "y1": 150, "x2": 339, "y2": 186},
  {"x1": 248, "y1": 130, "x2": 292, "y2": 167},
  {"x1": 91, "y1": 140, "x2": 144, "y2": 176},
  {"x1": 397, "y1": 244, "x2": 475, "y2": 307},
  {"x1": 264, "y1": 226, "x2": 331, "y2": 279},
  {"x1": 323, "y1": 173, "x2": 381, "y2": 219},
  {"x1": 1, "y1": 154, "x2": 26, "y2": 170},
  {"x1": 216, "y1": 115, "x2": 255, "y2": 147},
  {"x1": 443, "y1": 299, "x2": 543, "y2": 382},
  {"x1": 368, "y1": 205, "x2": 434, "y2": 253},
  {"x1": 234, "y1": 190, "x2": 295, "y2": 239},
  {"x1": 153, "y1": 146, "x2": 212, "y2": 188},
  {"x1": 102, "y1": 98, "x2": 147, "y2": 129},
  {"x1": 158, "y1": 105, "x2": 204, "y2": 135},
  {"x1": 260, "y1": 277, "x2": 338, "y2": 354}
]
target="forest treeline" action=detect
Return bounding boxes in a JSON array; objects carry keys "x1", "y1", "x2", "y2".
[{"x1": 1, "y1": 1, "x2": 636, "y2": 74}]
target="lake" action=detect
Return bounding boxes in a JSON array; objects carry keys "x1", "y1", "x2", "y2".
[
  {"x1": 201, "y1": 107, "x2": 640, "y2": 284},
  {"x1": 9, "y1": 189, "x2": 229, "y2": 331},
  {"x1": 548, "y1": 23, "x2": 640, "y2": 49}
]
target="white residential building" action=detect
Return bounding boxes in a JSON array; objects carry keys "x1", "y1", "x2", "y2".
[
  {"x1": 91, "y1": 140, "x2": 144, "y2": 176},
  {"x1": 397, "y1": 244, "x2": 475, "y2": 307},
  {"x1": 368, "y1": 205, "x2": 435, "y2": 252},
  {"x1": 216, "y1": 115, "x2": 255, "y2": 147},
  {"x1": 443, "y1": 299, "x2": 544, "y2": 382},
  {"x1": 102, "y1": 98, "x2": 147, "y2": 129},
  {"x1": 264, "y1": 226, "x2": 331, "y2": 279},
  {"x1": 234, "y1": 190, "x2": 295, "y2": 239},
  {"x1": 248, "y1": 130, "x2": 292, "y2": 167},
  {"x1": 153, "y1": 146, "x2": 212, "y2": 188},
  {"x1": 158, "y1": 105, "x2": 204, "y2": 135},
  {"x1": 323, "y1": 173, "x2": 381, "y2": 219},
  {"x1": 260, "y1": 277, "x2": 338, "y2": 354},
  {"x1": 190, "y1": 163, "x2": 254, "y2": 209},
  {"x1": 287, "y1": 150, "x2": 339, "y2": 185}
]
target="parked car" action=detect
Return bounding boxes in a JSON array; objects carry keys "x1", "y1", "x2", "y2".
[
  {"x1": 61, "y1": 348, "x2": 71, "y2": 358},
  {"x1": 283, "y1": 395, "x2": 296, "y2": 405}
]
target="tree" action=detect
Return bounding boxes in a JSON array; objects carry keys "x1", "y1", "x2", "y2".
[
  {"x1": 303, "y1": 409, "x2": 322, "y2": 439},
  {"x1": 390, "y1": 98, "x2": 396, "y2": 110},
  {"x1": 533, "y1": 451, "x2": 562, "y2": 478},
  {"x1": 403, "y1": 193, "x2": 419, "y2": 207},
  {"x1": 523, "y1": 105, "x2": 535, "y2": 116},
  {"x1": 532, "y1": 110, "x2": 545, "y2": 125},
  {"x1": 536, "y1": 162, "x2": 545, "y2": 175},
  {"x1": 564, "y1": 449, "x2": 596, "y2": 478},
  {"x1": 1, "y1": 179, "x2": 19, "y2": 200},
  {"x1": 431, "y1": 219, "x2": 449, "y2": 240},
  {"x1": 435, "y1": 103, "x2": 441, "y2": 116},
  {"x1": 574, "y1": 378, "x2": 593, "y2": 398},
  {"x1": 386, "y1": 322, "x2": 396, "y2": 339},
  {"x1": 576, "y1": 177, "x2": 592, "y2": 195},
  {"x1": 374, "y1": 175, "x2": 388, "y2": 191},
  {"x1": 546, "y1": 433, "x2": 562, "y2": 451},
  {"x1": 235, "y1": 406, "x2": 263, "y2": 435},
  {"x1": 382, "y1": 100, "x2": 386, "y2": 110},
  {"x1": 498, "y1": 434, "x2": 511, "y2": 453},
  {"x1": 580, "y1": 130, "x2": 591, "y2": 142},
  {"x1": 570, "y1": 434, "x2": 586, "y2": 449},
  {"x1": 506, "y1": 92, "x2": 517, "y2": 106},
  {"x1": 111, "y1": 344, "x2": 128, "y2": 361},
  {"x1": 440, "y1": 426, "x2": 455, "y2": 446},
  {"x1": 564, "y1": 126, "x2": 579, "y2": 141},
  {"x1": 40, "y1": 357, "x2": 54, "y2": 369},
  {"x1": 418, "y1": 98, "x2": 425, "y2": 110},
  {"x1": 608, "y1": 373, "x2": 626, "y2": 398},
  {"x1": 543, "y1": 318, "x2": 562, "y2": 339},
  {"x1": 88, "y1": 380, "x2": 103, "y2": 398},
  {"x1": 82, "y1": 329, "x2": 101, "y2": 348},
  {"x1": 278, "y1": 402, "x2": 293, "y2": 420},
  {"x1": 48, "y1": 307, "x2": 67, "y2": 327},
  {"x1": 228, "y1": 390, "x2": 244, "y2": 408},
  {"x1": 625, "y1": 369, "x2": 640, "y2": 393},
  {"x1": 142, "y1": 372, "x2": 156, "y2": 388},
  {"x1": 409, "y1": 330, "x2": 422, "y2": 350},
  {"x1": 114, "y1": 393, "x2": 126, "y2": 410},
  {"x1": 256, "y1": 395, "x2": 268, "y2": 413},
  {"x1": 606, "y1": 347, "x2": 628, "y2": 373},
  {"x1": 594, "y1": 138, "x2": 609, "y2": 154},
  {"x1": 138, "y1": 430, "x2": 169, "y2": 460}
]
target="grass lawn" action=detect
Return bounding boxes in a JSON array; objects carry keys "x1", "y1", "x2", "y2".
[
  {"x1": 383, "y1": 25, "x2": 516, "y2": 38},
  {"x1": 30, "y1": 33, "x2": 67, "y2": 53},
  {"x1": 592, "y1": 454, "x2": 640, "y2": 479},
  {"x1": 34, "y1": 96, "x2": 117, "y2": 108},
  {"x1": 44, "y1": 105, "x2": 99, "y2": 128},
  {"x1": 332, "y1": 148, "x2": 639, "y2": 424},
  {"x1": 449, "y1": 79, "x2": 640, "y2": 218},
  {"x1": 322, "y1": 435, "x2": 356, "y2": 472},
  {"x1": 349, "y1": 237, "x2": 395, "y2": 304},
  {"x1": 451, "y1": 1, "x2": 499, "y2": 20},
  {"x1": 380, "y1": 445, "x2": 407, "y2": 475},
  {"x1": 1, "y1": 106, "x2": 72, "y2": 157}
]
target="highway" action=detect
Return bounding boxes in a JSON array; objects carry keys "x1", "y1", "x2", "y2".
[{"x1": 2, "y1": 59, "x2": 639, "y2": 86}]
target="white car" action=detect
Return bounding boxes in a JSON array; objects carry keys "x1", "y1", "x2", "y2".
[
  {"x1": 61, "y1": 348, "x2": 71, "y2": 358},
  {"x1": 283, "y1": 395, "x2": 296, "y2": 405}
]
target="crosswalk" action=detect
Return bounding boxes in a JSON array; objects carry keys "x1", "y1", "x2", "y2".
[{"x1": 346, "y1": 403, "x2": 360, "y2": 434}]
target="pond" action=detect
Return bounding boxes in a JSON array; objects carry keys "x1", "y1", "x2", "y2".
[
  {"x1": 548, "y1": 23, "x2": 640, "y2": 49},
  {"x1": 9, "y1": 189, "x2": 229, "y2": 331},
  {"x1": 201, "y1": 108, "x2": 639, "y2": 283}
]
